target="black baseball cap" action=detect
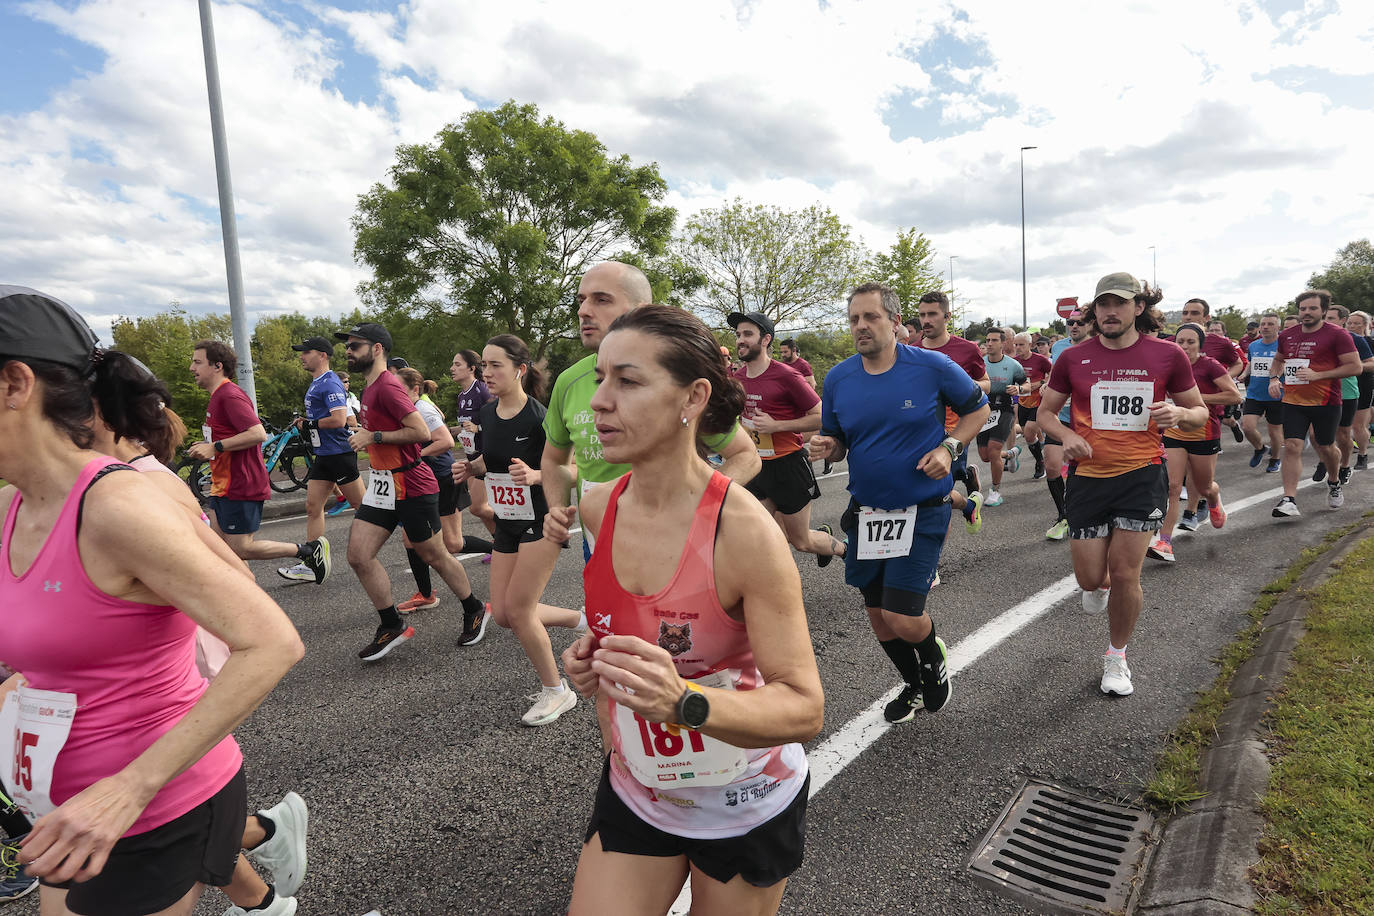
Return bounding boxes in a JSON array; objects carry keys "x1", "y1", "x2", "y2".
[
  {"x1": 387, "y1": 357, "x2": 409, "y2": 370},
  {"x1": 727, "y1": 311, "x2": 776, "y2": 341},
  {"x1": 292, "y1": 336, "x2": 334, "y2": 355},
  {"x1": 0, "y1": 285, "x2": 99, "y2": 373},
  {"x1": 334, "y1": 322, "x2": 393, "y2": 352}
]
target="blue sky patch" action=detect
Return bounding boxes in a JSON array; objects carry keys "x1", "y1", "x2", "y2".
[
  {"x1": 1258, "y1": 66, "x2": 1374, "y2": 110},
  {"x1": 882, "y1": 24, "x2": 1016, "y2": 143},
  {"x1": 0, "y1": 5, "x2": 105, "y2": 115}
]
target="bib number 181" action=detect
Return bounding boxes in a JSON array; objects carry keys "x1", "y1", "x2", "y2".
[{"x1": 635, "y1": 714, "x2": 705, "y2": 759}]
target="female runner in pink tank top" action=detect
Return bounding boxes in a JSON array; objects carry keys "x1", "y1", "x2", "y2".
[
  {"x1": 555, "y1": 306, "x2": 824, "y2": 916},
  {"x1": 0, "y1": 287, "x2": 303, "y2": 916}
]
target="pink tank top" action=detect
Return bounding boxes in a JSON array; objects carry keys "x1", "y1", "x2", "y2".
[
  {"x1": 0, "y1": 456, "x2": 242, "y2": 835},
  {"x1": 586, "y1": 471, "x2": 807, "y2": 838}
]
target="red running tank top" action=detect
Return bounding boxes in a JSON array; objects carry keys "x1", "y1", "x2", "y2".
[{"x1": 585, "y1": 470, "x2": 807, "y2": 839}]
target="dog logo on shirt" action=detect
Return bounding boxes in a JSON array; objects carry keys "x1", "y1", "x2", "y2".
[{"x1": 657, "y1": 621, "x2": 693, "y2": 656}]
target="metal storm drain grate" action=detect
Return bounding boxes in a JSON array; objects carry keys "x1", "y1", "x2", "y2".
[{"x1": 968, "y1": 779, "x2": 1156, "y2": 914}]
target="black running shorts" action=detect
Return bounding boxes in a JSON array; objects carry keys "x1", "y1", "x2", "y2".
[
  {"x1": 492, "y1": 514, "x2": 545, "y2": 553},
  {"x1": 1358, "y1": 376, "x2": 1373, "y2": 411},
  {"x1": 1243, "y1": 398, "x2": 1282, "y2": 426},
  {"x1": 1282, "y1": 403, "x2": 1341, "y2": 446},
  {"x1": 307, "y1": 451, "x2": 360, "y2": 486},
  {"x1": 744, "y1": 450, "x2": 820, "y2": 516},
  {"x1": 47, "y1": 768, "x2": 246, "y2": 916},
  {"x1": 1340, "y1": 397, "x2": 1358, "y2": 428},
  {"x1": 585, "y1": 755, "x2": 808, "y2": 889},
  {"x1": 1017, "y1": 404, "x2": 1039, "y2": 427},
  {"x1": 436, "y1": 473, "x2": 461, "y2": 517},
  {"x1": 1161, "y1": 436, "x2": 1222, "y2": 457},
  {"x1": 976, "y1": 407, "x2": 1015, "y2": 447},
  {"x1": 1064, "y1": 463, "x2": 1168, "y2": 540},
  {"x1": 355, "y1": 493, "x2": 442, "y2": 543}
]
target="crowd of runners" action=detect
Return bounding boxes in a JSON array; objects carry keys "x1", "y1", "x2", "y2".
[{"x1": 0, "y1": 267, "x2": 1367, "y2": 915}]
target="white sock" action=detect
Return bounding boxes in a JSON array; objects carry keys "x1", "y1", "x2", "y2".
[
  {"x1": 577, "y1": 607, "x2": 588, "y2": 631},
  {"x1": 544, "y1": 682, "x2": 567, "y2": 694},
  {"x1": 1107, "y1": 643, "x2": 1127, "y2": 657}
]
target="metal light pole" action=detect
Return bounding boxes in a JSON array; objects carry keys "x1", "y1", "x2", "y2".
[
  {"x1": 1020, "y1": 145, "x2": 1037, "y2": 329},
  {"x1": 948, "y1": 255, "x2": 958, "y2": 303},
  {"x1": 1147, "y1": 245, "x2": 1157, "y2": 287},
  {"x1": 198, "y1": 0, "x2": 257, "y2": 409}
]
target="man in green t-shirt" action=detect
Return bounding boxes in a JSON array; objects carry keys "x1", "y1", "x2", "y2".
[{"x1": 542, "y1": 261, "x2": 760, "y2": 556}]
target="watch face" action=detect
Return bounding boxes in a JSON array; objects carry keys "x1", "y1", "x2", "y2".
[{"x1": 681, "y1": 692, "x2": 710, "y2": 729}]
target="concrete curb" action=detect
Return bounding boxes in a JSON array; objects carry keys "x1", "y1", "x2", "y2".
[
  {"x1": 261, "y1": 491, "x2": 309, "y2": 520},
  {"x1": 1137, "y1": 520, "x2": 1374, "y2": 913}
]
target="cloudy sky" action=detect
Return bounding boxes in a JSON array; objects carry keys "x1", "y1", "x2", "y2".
[{"x1": 3, "y1": 0, "x2": 1371, "y2": 341}]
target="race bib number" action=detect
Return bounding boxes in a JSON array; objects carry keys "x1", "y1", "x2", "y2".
[
  {"x1": 362, "y1": 469, "x2": 396, "y2": 510},
  {"x1": 1249, "y1": 356, "x2": 1272, "y2": 379},
  {"x1": 487, "y1": 471, "x2": 534, "y2": 521},
  {"x1": 1090, "y1": 380, "x2": 1154, "y2": 431},
  {"x1": 615, "y1": 670, "x2": 747, "y2": 788},
  {"x1": 0, "y1": 685, "x2": 77, "y2": 819},
  {"x1": 309, "y1": 427, "x2": 321, "y2": 449},
  {"x1": 857, "y1": 506, "x2": 917, "y2": 560},
  {"x1": 980, "y1": 409, "x2": 1001, "y2": 433},
  {"x1": 1282, "y1": 358, "x2": 1309, "y2": 385},
  {"x1": 741, "y1": 417, "x2": 775, "y2": 458},
  {"x1": 201, "y1": 424, "x2": 212, "y2": 444},
  {"x1": 458, "y1": 428, "x2": 477, "y2": 453}
]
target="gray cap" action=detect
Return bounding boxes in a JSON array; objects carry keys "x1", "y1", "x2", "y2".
[
  {"x1": 0, "y1": 285, "x2": 99, "y2": 373},
  {"x1": 1093, "y1": 272, "x2": 1142, "y2": 303}
]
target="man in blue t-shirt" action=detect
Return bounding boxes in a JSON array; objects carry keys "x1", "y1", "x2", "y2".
[
  {"x1": 1242, "y1": 313, "x2": 1284, "y2": 472},
  {"x1": 811, "y1": 282, "x2": 988, "y2": 725},
  {"x1": 279, "y1": 337, "x2": 365, "y2": 581}
]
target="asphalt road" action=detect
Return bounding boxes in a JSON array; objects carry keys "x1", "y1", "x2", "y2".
[{"x1": 21, "y1": 442, "x2": 1367, "y2": 915}]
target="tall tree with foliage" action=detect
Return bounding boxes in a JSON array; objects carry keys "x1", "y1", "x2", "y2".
[
  {"x1": 674, "y1": 199, "x2": 866, "y2": 329},
  {"x1": 869, "y1": 227, "x2": 945, "y2": 318},
  {"x1": 352, "y1": 101, "x2": 675, "y2": 358},
  {"x1": 1307, "y1": 239, "x2": 1373, "y2": 312}
]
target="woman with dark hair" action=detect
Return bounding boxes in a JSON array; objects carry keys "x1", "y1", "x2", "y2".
[
  {"x1": 448, "y1": 348, "x2": 496, "y2": 555},
  {"x1": 0, "y1": 286, "x2": 302, "y2": 916},
  {"x1": 453, "y1": 335, "x2": 584, "y2": 726},
  {"x1": 1147, "y1": 324, "x2": 1243, "y2": 563},
  {"x1": 557, "y1": 305, "x2": 823, "y2": 916}
]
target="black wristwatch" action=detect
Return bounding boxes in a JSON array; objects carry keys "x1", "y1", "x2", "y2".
[
  {"x1": 213, "y1": 440, "x2": 225, "y2": 453},
  {"x1": 674, "y1": 685, "x2": 710, "y2": 730},
  {"x1": 372, "y1": 431, "x2": 383, "y2": 445}
]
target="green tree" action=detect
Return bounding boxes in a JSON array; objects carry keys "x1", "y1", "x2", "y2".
[
  {"x1": 111, "y1": 303, "x2": 233, "y2": 439},
  {"x1": 868, "y1": 228, "x2": 944, "y2": 318},
  {"x1": 352, "y1": 100, "x2": 675, "y2": 358},
  {"x1": 1308, "y1": 239, "x2": 1374, "y2": 312},
  {"x1": 674, "y1": 199, "x2": 867, "y2": 329},
  {"x1": 1214, "y1": 306, "x2": 1249, "y2": 340}
]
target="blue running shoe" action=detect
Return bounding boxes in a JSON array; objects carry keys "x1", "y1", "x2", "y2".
[
  {"x1": 324, "y1": 499, "x2": 350, "y2": 517},
  {"x1": 0, "y1": 835, "x2": 37, "y2": 902}
]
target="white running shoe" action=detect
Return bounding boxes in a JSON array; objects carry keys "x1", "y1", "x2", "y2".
[
  {"x1": 985, "y1": 490, "x2": 1004, "y2": 507},
  {"x1": 250, "y1": 792, "x2": 308, "y2": 897},
  {"x1": 1101, "y1": 653, "x2": 1134, "y2": 696},
  {"x1": 521, "y1": 680, "x2": 578, "y2": 726},
  {"x1": 276, "y1": 563, "x2": 314, "y2": 582},
  {"x1": 1081, "y1": 587, "x2": 1110, "y2": 614},
  {"x1": 1328, "y1": 485, "x2": 1345, "y2": 509},
  {"x1": 224, "y1": 894, "x2": 298, "y2": 915},
  {"x1": 1272, "y1": 496, "x2": 1300, "y2": 518}
]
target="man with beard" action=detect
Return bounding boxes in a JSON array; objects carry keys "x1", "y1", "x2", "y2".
[
  {"x1": 1038, "y1": 273, "x2": 1206, "y2": 697},
  {"x1": 1267, "y1": 290, "x2": 1361, "y2": 516},
  {"x1": 916, "y1": 291, "x2": 991, "y2": 533},
  {"x1": 729, "y1": 311, "x2": 845, "y2": 566},
  {"x1": 336, "y1": 322, "x2": 487, "y2": 661},
  {"x1": 1011, "y1": 331, "x2": 1054, "y2": 479},
  {"x1": 810, "y1": 282, "x2": 987, "y2": 721}
]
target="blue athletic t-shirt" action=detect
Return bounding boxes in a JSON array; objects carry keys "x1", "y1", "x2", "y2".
[
  {"x1": 1245, "y1": 339, "x2": 1280, "y2": 402},
  {"x1": 1050, "y1": 338, "x2": 1075, "y2": 423},
  {"x1": 304, "y1": 370, "x2": 353, "y2": 455},
  {"x1": 821, "y1": 345, "x2": 986, "y2": 510}
]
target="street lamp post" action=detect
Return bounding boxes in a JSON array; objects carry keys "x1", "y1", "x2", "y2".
[
  {"x1": 1148, "y1": 245, "x2": 1157, "y2": 287},
  {"x1": 1020, "y1": 145, "x2": 1037, "y2": 329},
  {"x1": 948, "y1": 255, "x2": 958, "y2": 304}
]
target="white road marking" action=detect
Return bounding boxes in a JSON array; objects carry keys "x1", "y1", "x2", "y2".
[{"x1": 669, "y1": 476, "x2": 1317, "y2": 914}]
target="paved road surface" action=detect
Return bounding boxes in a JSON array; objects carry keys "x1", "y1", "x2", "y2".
[{"x1": 23, "y1": 444, "x2": 1365, "y2": 915}]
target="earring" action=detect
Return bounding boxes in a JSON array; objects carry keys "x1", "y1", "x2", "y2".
[
  {"x1": 680, "y1": 416, "x2": 689, "y2": 426},
  {"x1": 6, "y1": 404, "x2": 14, "y2": 410}
]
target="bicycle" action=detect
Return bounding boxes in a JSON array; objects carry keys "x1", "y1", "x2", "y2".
[{"x1": 175, "y1": 416, "x2": 316, "y2": 507}]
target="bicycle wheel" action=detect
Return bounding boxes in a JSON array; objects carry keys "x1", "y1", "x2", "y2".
[
  {"x1": 174, "y1": 457, "x2": 212, "y2": 507},
  {"x1": 271, "y1": 445, "x2": 311, "y2": 493}
]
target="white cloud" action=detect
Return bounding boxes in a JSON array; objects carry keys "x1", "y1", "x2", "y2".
[{"x1": 1, "y1": 0, "x2": 1371, "y2": 347}]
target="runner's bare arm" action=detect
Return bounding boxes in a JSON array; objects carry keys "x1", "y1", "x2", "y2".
[
  {"x1": 751, "y1": 404, "x2": 821, "y2": 435},
  {"x1": 808, "y1": 434, "x2": 846, "y2": 463},
  {"x1": 419, "y1": 419, "x2": 455, "y2": 457},
  {"x1": 541, "y1": 441, "x2": 576, "y2": 510},
  {"x1": 918, "y1": 402, "x2": 988, "y2": 478},
  {"x1": 591, "y1": 486, "x2": 823, "y2": 748},
  {"x1": 188, "y1": 422, "x2": 268, "y2": 460},
  {"x1": 1203, "y1": 372, "x2": 1244, "y2": 406},
  {"x1": 21, "y1": 474, "x2": 302, "y2": 884},
  {"x1": 317, "y1": 406, "x2": 349, "y2": 429},
  {"x1": 138, "y1": 467, "x2": 254, "y2": 580},
  {"x1": 713, "y1": 425, "x2": 762, "y2": 484},
  {"x1": 974, "y1": 372, "x2": 991, "y2": 393}
]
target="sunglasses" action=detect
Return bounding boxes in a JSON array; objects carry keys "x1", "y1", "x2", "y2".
[
  {"x1": 344, "y1": 341, "x2": 370, "y2": 352},
  {"x1": 1066, "y1": 320, "x2": 1087, "y2": 327}
]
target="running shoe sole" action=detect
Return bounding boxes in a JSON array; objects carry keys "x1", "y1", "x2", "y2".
[
  {"x1": 359, "y1": 626, "x2": 414, "y2": 662},
  {"x1": 1146, "y1": 543, "x2": 1175, "y2": 562},
  {"x1": 276, "y1": 565, "x2": 315, "y2": 582},
  {"x1": 521, "y1": 687, "x2": 578, "y2": 726},
  {"x1": 398, "y1": 594, "x2": 440, "y2": 613},
  {"x1": 1272, "y1": 500, "x2": 1300, "y2": 518},
  {"x1": 883, "y1": 686, "x2": 922, "y2": 724},
  {"x1": 964, "y1": 493, "x2": 984, "y2": 534}
]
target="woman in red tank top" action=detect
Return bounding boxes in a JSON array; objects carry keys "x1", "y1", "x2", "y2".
[{"x1": 554, "y1": 306, "x2": 824, "y2": 916}]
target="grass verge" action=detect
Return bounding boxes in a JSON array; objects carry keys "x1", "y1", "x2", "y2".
[
  {"x1": 1250, "y1": 533, "x2": 1374, "y2": 915},
  {"x1": 1142, "y1": 520, "x2": 1368, "y2": 812}
]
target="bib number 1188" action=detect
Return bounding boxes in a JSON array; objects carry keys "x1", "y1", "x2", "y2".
[{"x1": 1099, "y1": 394, "x2": 1145, "y2": 417}]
